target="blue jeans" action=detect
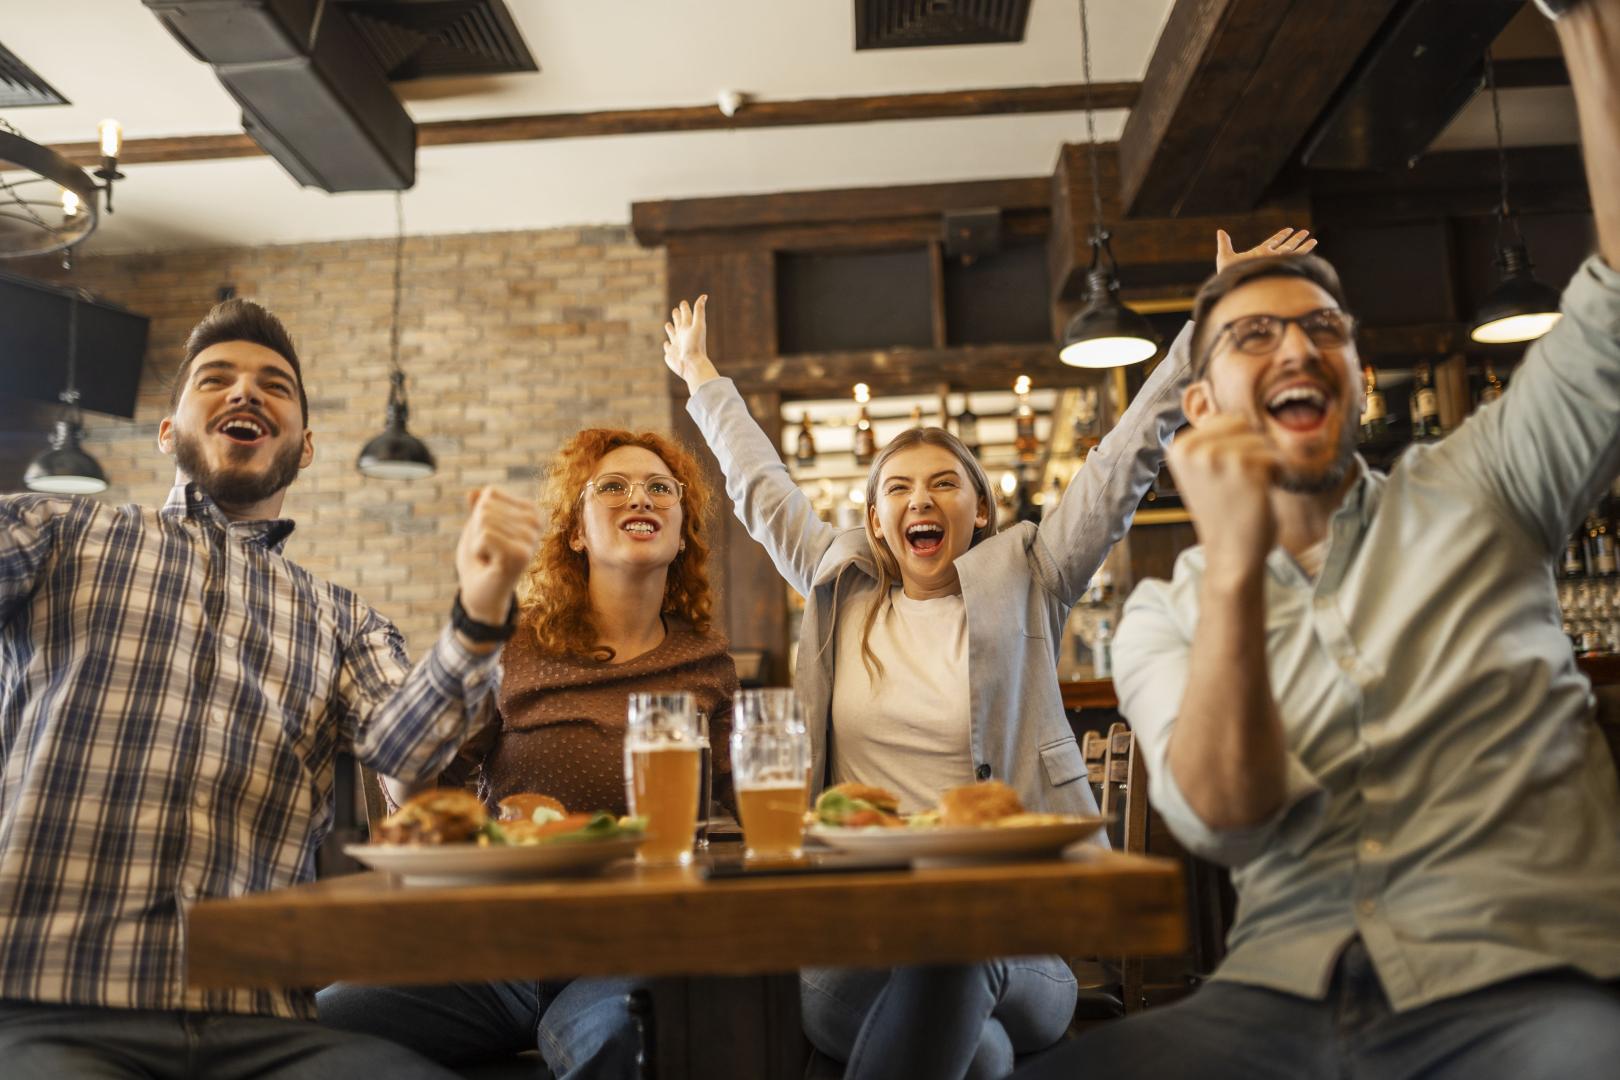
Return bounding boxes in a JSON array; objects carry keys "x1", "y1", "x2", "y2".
[
  {"x1": 1014, "y1": 939, "x2": 1620, "y2": 1080},
  {"x1": 802, "y1": 957, "x2": 1078, "y2": 1080},
  {"x1": 0, "y1": 999, "x2": 457, "y2": 1079},
  {"x1": 317, "y1": 977, "x2": 640, "y2": 1080}
]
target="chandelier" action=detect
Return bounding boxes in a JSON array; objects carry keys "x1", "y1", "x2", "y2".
[{"x1": 0, "y1": 117, "x2": 125, "y2": 262}]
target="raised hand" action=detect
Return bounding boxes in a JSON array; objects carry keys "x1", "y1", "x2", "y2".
[
  {"x1": 663, "y1": 295, "x2": 720, "y2": 394},
  {"x1": 1168, "y1": 416, "x2": 1281, "y2": 581},
  {"x1": 1216, "y1": 227, "x2": 1316, "y2": 274},
  {"x1": 454, "y1": 487, "x2": 543, "y2": 638}
]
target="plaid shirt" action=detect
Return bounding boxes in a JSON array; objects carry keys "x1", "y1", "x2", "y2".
[{"x1": 0, "y1": 482, "x2": 498, "y2": 1019}]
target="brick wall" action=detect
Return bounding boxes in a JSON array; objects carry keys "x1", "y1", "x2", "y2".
[{"x1": 6, "y1": 226, "x2": 670, "y2": 650}]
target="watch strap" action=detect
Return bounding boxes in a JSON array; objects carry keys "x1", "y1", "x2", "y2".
[{"x1": 451, "y1": 591, "x2": 517, "y2": 643}]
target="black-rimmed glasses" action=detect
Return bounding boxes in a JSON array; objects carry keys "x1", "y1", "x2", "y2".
[
  {"x1": 1204, "y1": 308, "x2": 1357, "y2": 366},
  {"x1": 582, "y1": 473, "x2": 684, "y2": 509}
]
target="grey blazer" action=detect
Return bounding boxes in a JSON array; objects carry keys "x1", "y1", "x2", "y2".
[{"x1": 687, "y1": 325, "x2": 1193, "y2": 817}]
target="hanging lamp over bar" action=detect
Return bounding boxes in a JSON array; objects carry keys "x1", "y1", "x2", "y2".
[
  {"x1": 25, "y1": 285, "x2": 110, "y2": 495},
  {"x1": 1468, "y1": 48, "x2": 1561, "y2": 345},
  {"x1": 1058, "y1": 0, "x2": 1157, "y2": 369},
  {"x1": 357, "y1": 192, "x2": 436, "y2": 480}
]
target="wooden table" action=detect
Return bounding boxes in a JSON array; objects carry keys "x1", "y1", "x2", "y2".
[{"x1": 189, "y1": 848, "x2": 1184, "y2": 1078}]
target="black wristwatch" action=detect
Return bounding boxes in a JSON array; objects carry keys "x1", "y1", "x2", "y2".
[{"x1": 451, "y1": 591, "x2": 517, "y2": 643}]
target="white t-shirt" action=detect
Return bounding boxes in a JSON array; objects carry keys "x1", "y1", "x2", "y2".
[{"x1": 828, "y1": 587, "x2": 974, "y2": 813}]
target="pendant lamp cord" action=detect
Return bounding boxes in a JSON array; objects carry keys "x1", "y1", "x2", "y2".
[
  {"x1": 388, "y1": 190, "x2": 406, "y2": 409},
  {"x1": 1483, "y1": 49, "x2": 1524, "y2": 251},
  {"x1": 62, "y1": 263, "x2": 83, "y2": 428},
  {"x1": 1079, "y1": 0, "x2": 1117, "y2": 278}
]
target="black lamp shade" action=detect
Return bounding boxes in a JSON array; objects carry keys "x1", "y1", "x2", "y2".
[
  {"x1": 1469, "y1": 244, "x2": 1563, "y2": 345},
  {"x1": 357, "y1": 420, "x2": 436, "y2": 480},
  {"x1": 24, "y1": 420, "x2": 108, "y2": 494},
  {"x1": 1060, "y1": 270, "x2": 1160, "y2": 368}
]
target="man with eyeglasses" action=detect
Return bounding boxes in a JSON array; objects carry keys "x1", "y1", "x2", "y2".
[{"x1": 1019, "y1": 3, "x2": 1620, "y2": 1078}]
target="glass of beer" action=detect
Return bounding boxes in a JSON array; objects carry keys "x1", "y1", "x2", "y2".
[
  {"x1": 625, "y1": 692, "x2": 703, "y2": 866},
  {"x1": 730, "y1": 689, "x2": 811, "y2": 860}
]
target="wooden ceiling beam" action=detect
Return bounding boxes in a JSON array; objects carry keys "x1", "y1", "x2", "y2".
[
  {"x1": 635, "y1": 176, "x2": 1051, "y2": 247},
  {"x1": 1117, "y1": 0, "x2": 1401, "y2": 218},
  {"x1": 41, "y1": 82, "x2": 1139, "y2": 170}
]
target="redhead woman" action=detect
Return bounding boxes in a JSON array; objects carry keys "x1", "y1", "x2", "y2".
[
  {"x1": 663, "y1": 230, "x2": 1313, "y2": 1080},
  {"x1": 319, "y1": 429, "x2": 738, "y2": 1079}
]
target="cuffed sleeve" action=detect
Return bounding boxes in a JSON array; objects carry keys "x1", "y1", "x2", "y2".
[
  {"x1": 344, "y1": 618, "x2": 502, "y2": 784},
  {"x1": 1114, "y1": 577, "x2": 1327, "y2": 868}
]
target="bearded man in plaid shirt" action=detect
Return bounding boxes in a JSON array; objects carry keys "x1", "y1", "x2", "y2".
[{"x1": 0, "y1": 299, "x2": 541, "y2": 1078}]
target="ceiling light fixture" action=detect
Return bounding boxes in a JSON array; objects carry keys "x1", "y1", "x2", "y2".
[
  {"x1": 357, "y1": 192, "x2": 436, "y2": 480},
  {"x1": 0, "y1": 117, "x2": 126, "y2": 264},
  {"x1": 1468, "y1": 48, "x2": 1562, "y2": 345},
  {"x1": 25, "y1": 285, "x2": 109, "y2": 495},
  {"x1": 1059, "y1": 0, "x2": 1159, "y2": 369}
]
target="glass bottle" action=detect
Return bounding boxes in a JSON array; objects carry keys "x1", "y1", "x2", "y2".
[
  {"x1": 794, "y1": 414, "x2": 816, "y2": 468},
  {"x1": 1013, "y1": 376, "x2": 1037, "y2": 464},
  {"x1": 956, "y1": 398, "x2": 980, "y2": 459},
  {"x1": 1359, "y1": 366, "x2": 1389, "y2": 443},
  {"x1": 1589, "y1": 509, "x2": 1617, "y2": 577},
  {"x1": 1412, "y1": 362, "x2": 1443, "y2": 441},
  {"x1": 1479, "y1": 361, "x2": 1505, "y2": 406}
]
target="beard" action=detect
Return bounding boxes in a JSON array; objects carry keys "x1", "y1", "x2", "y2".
[
  {"x1": 1276, "y1": 412, "x2": 1359, "y2": 494},
  {"x1": 172, "y1": 426, "x2": 303, "y2": 511}
]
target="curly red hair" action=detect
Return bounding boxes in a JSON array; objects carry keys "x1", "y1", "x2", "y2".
[{"x1": 517, "y1": 429, "x2": 716, "y2": 659}]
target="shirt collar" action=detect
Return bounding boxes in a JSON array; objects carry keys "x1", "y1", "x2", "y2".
[
  {"x1": 1264, "y1": 455, "x2": 1382, "y2": 585},
  {"x1": 161, "y1": 481, "x2": 297, "y2": 553}
]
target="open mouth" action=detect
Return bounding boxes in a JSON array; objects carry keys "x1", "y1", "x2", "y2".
[
  {"x1": 1264, "y1": 384, "x2": 1330, "y2": 433},
  {"x1": 214, "y1": 414, "x2": 270, "y2": 445},
  {"x1": 904, "y1": 521, "x2": 945, "y2": 556},
  {"x1": 621, "y1": 518, "x2": 660, "y2": 539}
]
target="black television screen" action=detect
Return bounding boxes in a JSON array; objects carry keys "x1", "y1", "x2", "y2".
[{"x1": 0, "y1": 269, "x2": 149, "y2": 419}]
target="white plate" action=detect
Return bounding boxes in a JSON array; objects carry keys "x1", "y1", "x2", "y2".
[
  {"x1": 345, "y1": 838, "x2": 641, "y2": 886},
  {"x1": 805, "y1": 818, "x2": 1105, "y2": 865}
]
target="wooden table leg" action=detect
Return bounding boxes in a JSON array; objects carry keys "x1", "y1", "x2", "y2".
[{"x1": 647, "y1": 972, "x2": 806, "y2": 1079}]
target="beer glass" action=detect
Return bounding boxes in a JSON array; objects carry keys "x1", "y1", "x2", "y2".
[
  {"x1": 624, "y1": 692, "x2": 703, "y2": 866},
  {"x1": 730, "y1": 689, "x2": 811, "y2": 860}
]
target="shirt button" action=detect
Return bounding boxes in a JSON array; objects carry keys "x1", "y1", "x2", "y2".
[
  {"x1": 1361, "y1": 838, "x2": 1383, "y2": 856},
  {"x1": 194, "y1": 790, "x2": 211, "y2": 810},
  {"x1": 975, "y1": 763, "x2": 992, "y2": 781},
  {"x1": 1358, "y1": 899, "x2": 1377, "y2": 916},
  {"x1": 179, "y1": 883, "x2": 198, "y2": 902},
  {"x1": 1338, "y1": 655, "x2": 1355, "y2": 673},
  {"x1": 209, "y1": 711, "x2": 226, "y2": 727}
]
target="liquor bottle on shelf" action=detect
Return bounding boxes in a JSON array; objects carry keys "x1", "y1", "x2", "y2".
[
  {"x1": 1412, "y1": 362, "x2": 1443, "y2": 440},
  {"x1": 908, "y1": 404, "x2": 924, "y2": 429},
  {"x1": 1479, "y1": 361, "x2": 1505, "y2": 406},
  {"x1": 852, "y1": 383, "x2": 876, "y2": 466},
  {"x1": 1093, "y1": 618, "x2": 1114, "y2": 679},
  {"x1": 1359, "y1": 366, "x2": 1389, "y2": 443},
  {"x1": 1562, "y1": 530, "x2": 1589, "y2": 579},
  {"x1": 794, "y1": 413, "x2": 817, "y2": 468},
  {"x1": 1013, "y1": 375, "x2": 1038, "y2": 464},
  {"x1": 956, "y1": 397, "x2": 980, "y2": 459},
  {"x1": 1589, "y1": 508, "x2": 1617, "y2": 577}
]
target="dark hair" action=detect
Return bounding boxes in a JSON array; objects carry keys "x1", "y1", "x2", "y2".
[
  {"x1": 1189, "y1": 254, "x2": 1350, "y2": 377},
  {"x1": 171, "y1": 299, "x2": 309, "y2": 425}
]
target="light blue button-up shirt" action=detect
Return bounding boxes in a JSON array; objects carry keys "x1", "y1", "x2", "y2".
[{"x1": 1114, "y1": 255, "x2": 1620, "y2": 1012}]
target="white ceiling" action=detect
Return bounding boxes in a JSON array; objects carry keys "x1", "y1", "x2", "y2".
[{"x1": 2, "y1": 0, "x2": 1173, "y2": 252}]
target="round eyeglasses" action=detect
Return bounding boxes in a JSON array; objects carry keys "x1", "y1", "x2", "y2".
[
  {"x1": 1205, "y1": 308, "x2": 1357, "y2": 365},
  {"x1": 582, "y1": 473, "x2": 684, "y2": 509}
]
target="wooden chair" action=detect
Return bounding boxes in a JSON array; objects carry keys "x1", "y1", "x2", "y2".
[{"x1": 1100, "y1": 722, "x2": 1148, "y2": 1014}]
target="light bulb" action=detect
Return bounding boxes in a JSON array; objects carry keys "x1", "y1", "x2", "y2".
[
  {"x1": 61, "y1": 189, "x2": 80, "y2": 217},
  {"x1": 999, "y1": 471, "x2": 1018, "y2": 497},
  {"x1": 99, "y1": 119, "x2": 122, "y2": 158},
  {"x1": 1014, "y1": 375, "x2": 1032, "y2": 395},
  {"x1": 853, "y1": 383, "x2": 870, "y2": 404}
]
